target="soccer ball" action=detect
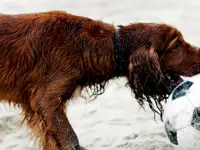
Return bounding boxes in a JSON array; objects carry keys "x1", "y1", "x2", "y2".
[{"x1": 163, "y1": 75, "x2": 200, "y2": 150}]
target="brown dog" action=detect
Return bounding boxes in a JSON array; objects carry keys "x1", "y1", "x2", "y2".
[{"x1": 0, "y1": 11, "x2": 199, "y2": 150}]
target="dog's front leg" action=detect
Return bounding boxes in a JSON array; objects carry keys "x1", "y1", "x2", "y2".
[
  {"x1": 44, "y1": 104, "x2": 80, "y2": 150},
  {"x1": 29, "y1": 82, "x2": 84, "y2": 150}
]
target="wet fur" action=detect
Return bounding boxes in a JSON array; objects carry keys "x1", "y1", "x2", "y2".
[{"x1": 0, "y1": 11, "x2": 199, "y2": 150}]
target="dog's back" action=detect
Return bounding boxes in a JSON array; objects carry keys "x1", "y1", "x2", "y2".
[{"x1": 0, "y1": 11, "x2": 84, "y2": 103}]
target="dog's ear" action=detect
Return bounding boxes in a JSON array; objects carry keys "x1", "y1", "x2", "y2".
[{"x1": 127, "y1": 44, "x2": 172, "y2": 113}]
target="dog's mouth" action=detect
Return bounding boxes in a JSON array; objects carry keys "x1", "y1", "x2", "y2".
[
  {"x1": 165, "y1": 73, "x2": 183, "y2": 92},
  {"x1": 190, "y1": 63, "x2": 200, "y2": 76}
]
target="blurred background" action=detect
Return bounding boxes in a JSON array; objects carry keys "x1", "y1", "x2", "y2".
[{"x1": 0, "y1": 0, "x2": 199, "y2": 150}]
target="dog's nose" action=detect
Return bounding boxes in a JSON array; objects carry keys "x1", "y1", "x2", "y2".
[{"x1": 165, "y1": 120, "x2": 178, "y2": 145}]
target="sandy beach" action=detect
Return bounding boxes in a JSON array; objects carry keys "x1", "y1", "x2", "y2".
[{"x1": 0, "y1": 0, "x2": 200, "y2": 149}]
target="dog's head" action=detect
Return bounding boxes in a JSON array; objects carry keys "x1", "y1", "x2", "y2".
[{"x1": 118, "y1": 23, "x2": 200, "y2": 116}]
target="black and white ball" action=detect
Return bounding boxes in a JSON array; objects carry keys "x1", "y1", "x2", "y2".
[{"x1": 163, "y1": 75, "x2": 200, "y2": 149}]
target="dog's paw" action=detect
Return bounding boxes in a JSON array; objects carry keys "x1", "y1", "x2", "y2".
[
  {"x1": 68, "y1": 145, "x2": 86, "y2": 150},
  {"x1": 79, "y1": 146, "x2": 87, "y2": 150}
]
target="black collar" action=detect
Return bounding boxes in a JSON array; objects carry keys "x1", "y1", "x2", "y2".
[{"x1": 114, "y1": 29, "x2": 125, "y2": 76}]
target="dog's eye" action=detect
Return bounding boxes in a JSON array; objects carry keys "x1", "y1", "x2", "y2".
[
  {"x1": 173, "y1": 43, "x2": 179, "y2": 49},
  {"x1": 172, "y1": 40, "x2": 182, "y2": 50}
]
